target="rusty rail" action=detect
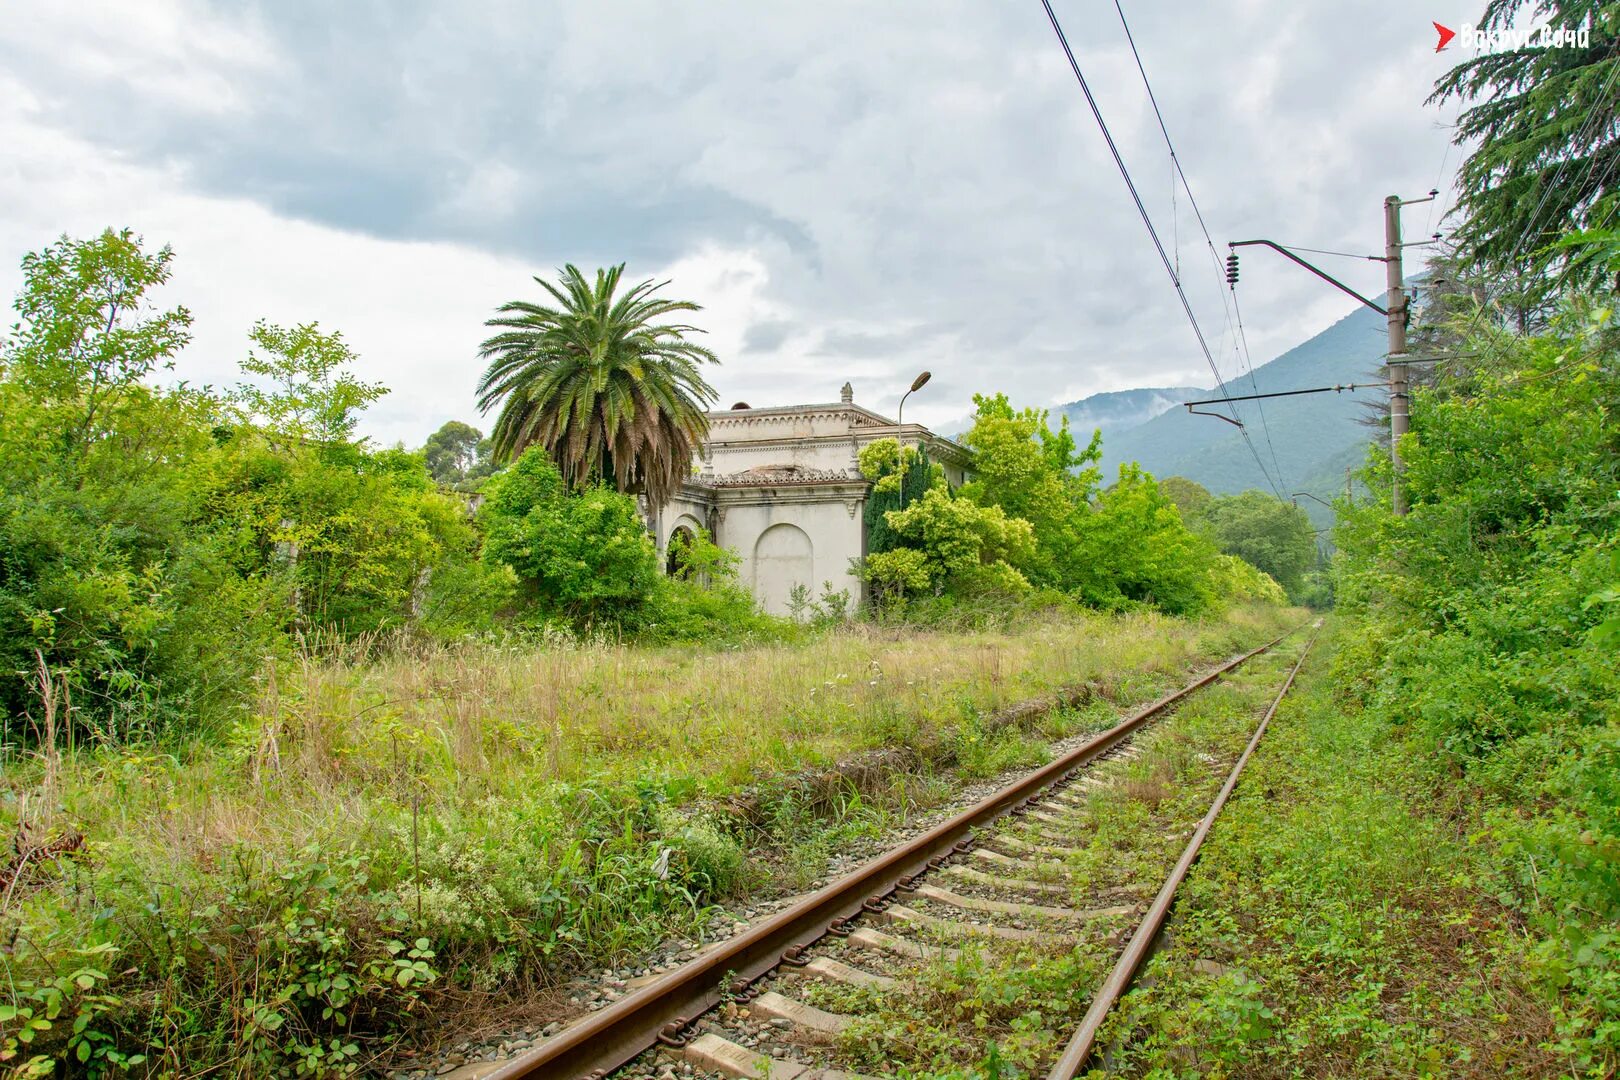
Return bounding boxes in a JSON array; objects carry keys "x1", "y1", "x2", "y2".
[
  {"x1": 487, "y1": 629, "x2": 1297, "y2": 1080},
  {"x1": 1045, "y1": 622, "x2": 1320, "y2": 1079}
]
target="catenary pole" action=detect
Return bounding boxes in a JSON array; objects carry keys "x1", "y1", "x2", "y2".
[{"x1": 1384, "y1": 194, "x2": 1409, "y2": 515}]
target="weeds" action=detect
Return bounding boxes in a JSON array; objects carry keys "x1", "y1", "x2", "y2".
[
  {"x1": 0, "y1": 605, "x2": 1291, "y2": 1074},
  {"x1": 1093, "y1": 623, "x2": 1564, "y2": 1078}
]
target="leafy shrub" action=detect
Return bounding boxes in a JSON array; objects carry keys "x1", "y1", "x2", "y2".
[
  {"x1": 1334, "y1": 301, "x2": 1620, "y2": 1067},
  {"x1": 1066, "y1": 465, "x2": 1223, "y2": 615},
  {"x1": 480, "y1": 448, "x2": 660, "y2": 625}
]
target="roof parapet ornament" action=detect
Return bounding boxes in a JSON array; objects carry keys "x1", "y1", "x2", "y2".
[{"x1": 839, "y1": 381, "x2": 853, "y2": 404}]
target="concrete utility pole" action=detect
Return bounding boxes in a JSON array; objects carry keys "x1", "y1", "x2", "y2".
[
  {"x1": 1384, "y1": 195, "x2": 1410, "y2": 515},
  {"x1": 1227, "y1": 190, "x2": 1436, "y2": 517}
]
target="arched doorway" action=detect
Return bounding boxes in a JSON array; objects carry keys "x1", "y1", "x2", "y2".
[
  {"x1": 666, "y1": 525, "x2": 698, "y2": 577},
  {"x1": 752, "y1": 523, "x2": 813, "y2": 615}
]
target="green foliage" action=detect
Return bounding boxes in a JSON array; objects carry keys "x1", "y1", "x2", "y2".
[
  {"x1": 1067, "y1": 465, "x2": 1224, "y2": 616},
  {"x1": 0, "y1": 943, "x2": 144, "y2": 1077},
  {"x1": 1334, "y1": 300, "x2": 1620, "y2": 1068},
  {"x1": 1192, "y1": 489, "x2": 1317, "y2": 598},
  {"x1": 1208, "y1": 553, "x2": 1288, "y2": 607},
  {"x1": 0, "y1": 231, "x2": 500, "y2": 743},
  {"x1": 480, "y1": 448, "x2": 660, "y2": 624},
  {"x1": 1585, "y1": 548, "x2": 1620, "y2": 647},
  {"x1": 958, "y1": 391, "x2": 1099, "y2": 586},
  {"x1": 1431, "y1": 0, "x2": 1620, "y2": 296},
  {"x1": 857, "y1": 438, "x2": 938, "y2": 555},
  {"x1": 421, "y1": 420, "x2": 493, "y2": 487},
  {"x1": 1158, "y1": 475, "x2": 1212, "y2": 517},
  {"x1": 233, "y1": 321, "x2": 386, "y2": 442},
  {"x1": 475, "y1": 264, "x2": 719, "y2": 508},
  {"x1": 637, "y1": 529, "x2": 792, "y2": 644},
  {"x1": 860, "y1": 548, "x2": 933, "y2": 608},
  {"x1": 861, "y1": 394, "x2": 1285, "y2": 618},
  {"x1": 2, "y1": 229, "x2": 192, "y2": 451},
  {"x1": 214, "y1": 441, "x2": 474, "y2": 636},
  {"x1": 881, "y1": 487, "x2": 1036, "y2": 597}
]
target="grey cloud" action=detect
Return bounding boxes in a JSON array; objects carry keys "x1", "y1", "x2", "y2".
[
  {"x1": 742, "y1": 319, "x2": 793, "y2": 353},
  {"x1": 2, "y1": 0, "x2": 1462, "y2": 437}
]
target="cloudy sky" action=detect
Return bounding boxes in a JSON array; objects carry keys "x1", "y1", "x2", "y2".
[{"x1": 0, "y1": 1, "x2": 1470, "y2": 445}]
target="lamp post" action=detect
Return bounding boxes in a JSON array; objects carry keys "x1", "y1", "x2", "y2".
[{"x1": 896, "y1": 370, "x2": 932, "y2": 509}]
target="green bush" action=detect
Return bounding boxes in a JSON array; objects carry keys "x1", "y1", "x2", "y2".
[
  {"x1": 1334, "y1": 300, "x2": 1620, "y2": 1067},
  {"x1": 0, "y1": 231, "x2": 503, "y2": 743},
  {"x1": 1066, "y1": 465, "x2": 1223, "y2": 615},
  {"x1": 479, "y1": 448, "x2": 660, "y2": 626}
]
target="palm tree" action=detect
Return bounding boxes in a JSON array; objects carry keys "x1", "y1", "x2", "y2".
[{"x1": 476, "y1": 264, "x2": 719, "y2": 508}]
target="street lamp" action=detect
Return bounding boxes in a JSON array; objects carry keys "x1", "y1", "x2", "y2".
[
  {"x1": 1289, "y1": 492, "x2": 1334, "y2": 510},
  {"x1": 896, "y1": 370, "x2": 932, "y2": 509}
]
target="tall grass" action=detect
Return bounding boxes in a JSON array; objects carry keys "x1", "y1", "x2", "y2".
[{"x1": 0, "y1": 605, "x2": 1290, "y2": 1075}]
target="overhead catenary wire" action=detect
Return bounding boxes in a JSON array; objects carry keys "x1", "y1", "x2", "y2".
[
  {"x1": 1043, "y1": 0, "x2": 1285, "y2": 499},
  {"x1": 1111, "y1": 0, "x2": 1289, "y2": 496},
  {"x1": 1229, "y1": 284, "x2": 1288, "y2": 492}
]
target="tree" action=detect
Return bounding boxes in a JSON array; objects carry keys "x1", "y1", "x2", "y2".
[
  {"x1": 475, "y1": 264, "x2": 719, "y2": 509},
  {"x1": 1158, "y1": 476, "x2": 1212, "y2": 519},
  {"x1": 232, "y1": 321, "x2": 385, "y2": 442},
  {"x1": 957, "y1": 392, "x2": 1100, "y2": 587},
  {"x1": 1431, "y1": 1, "x2": 1620, "y2": 300},
  {"x1": 478, "y1": 447, "x2": 660, "y2": 623},
  {"x1": 1, "y1": 228, "x2": 193, "y2": 458},
  {"x1": 1068, "y1": 465, "x2": 1223, "y2": 615},
  {"x1": 1196, "y1": 490, "x2": 1316, "y2": 597},
  {"x1": 423, "y1": 420, "x2": 485, "y2": 485}
]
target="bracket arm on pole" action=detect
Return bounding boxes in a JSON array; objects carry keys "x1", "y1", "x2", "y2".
[{"x1": 1229, "y1": 240, "x2": 1389, "y2": 316}]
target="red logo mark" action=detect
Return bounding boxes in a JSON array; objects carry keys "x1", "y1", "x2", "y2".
[{"x1": 1433, "y1": 22, "x2": 1456, "y2": 50}]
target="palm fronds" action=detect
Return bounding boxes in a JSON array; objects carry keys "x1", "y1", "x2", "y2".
[{"x1": 475, "y1": 265, "x2": 719, "y2": 508}]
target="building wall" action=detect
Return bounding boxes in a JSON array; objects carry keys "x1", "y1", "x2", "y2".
[
  {"x1": 717, "y1": 492, "x2": 865, "y2": 615},
  {"x1": 649, "y1": 399, "x2": 970, "y2": 617}
]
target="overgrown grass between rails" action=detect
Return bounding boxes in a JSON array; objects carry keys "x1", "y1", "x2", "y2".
[
  {"x1": 0, "y1": 606, "x2": 1296, "y2": 1076},
  {"x1": 799, "y1": 644, "x2": 1307, "y2": 1076},
  {"x1": 1091, "y1": 619, "x2": 1564, "y2": 1079}
]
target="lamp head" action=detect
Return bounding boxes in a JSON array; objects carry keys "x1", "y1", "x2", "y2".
[{"x1": 910, "y1": 370, "x2": 932, "y2": 392}]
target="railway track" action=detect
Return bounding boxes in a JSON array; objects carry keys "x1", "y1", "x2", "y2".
[{"x1": 481, "y1": 625, "x2": 1317, "y2": 1080}]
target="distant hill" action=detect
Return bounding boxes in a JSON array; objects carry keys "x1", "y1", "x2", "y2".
[
  {"x1": 1057, "y1": 386, "x2": 1202, "y2": 442},
  {"x1": 946, "y1": 385, "x2": 1199, "y2": 445},
  {"x1": 1064, "y1": 303, "x2": 1388, "y2": 525}
]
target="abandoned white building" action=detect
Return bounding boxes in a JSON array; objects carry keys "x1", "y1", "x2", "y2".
[{"x1": 648, "y1": 383, "x2": 970, "y2": 614}]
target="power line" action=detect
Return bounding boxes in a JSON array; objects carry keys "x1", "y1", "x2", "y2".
[
  {"x1": 1053, "y1": 0, "x2": 1284, "y2": 498},
  {"x1": 1230, "y1": 284, "x2": 1288, "y2": 491},
  {"x1": 1111, "y1": 0, "x2": 1288, "y2": 497},
  {"x1": 1277, "y1": 244, "x2": 1384, "y2": 262}
]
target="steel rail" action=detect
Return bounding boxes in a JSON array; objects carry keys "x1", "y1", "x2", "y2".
[
  {"x1": 487, "y1": 628, "x2": 1300, "y2": 1080},
  {"x1": 1046, "y1": 622, "x2": 1321, "y2": 1079}
]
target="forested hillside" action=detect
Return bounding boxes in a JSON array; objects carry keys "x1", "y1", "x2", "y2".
[{"x1": 1087, "y1": 303, "x2": 1384, "y2": 505}]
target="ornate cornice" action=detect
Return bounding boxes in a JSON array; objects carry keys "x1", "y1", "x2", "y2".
[{"x1": 708, "y1": 467, "x2": 856, "y2": 487}]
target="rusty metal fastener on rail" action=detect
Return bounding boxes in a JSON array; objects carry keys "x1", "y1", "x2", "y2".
[
  {"x1": 1045, "y1": 623, "x2": 1321, "y2": 1079},
  {"x1": 484, "y1": 627, "x2": 1299, "y2": 1080}
]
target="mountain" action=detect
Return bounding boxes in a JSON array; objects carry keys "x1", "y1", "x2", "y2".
[
  {"x1": 1064, "y1": 303, "x2": 1389, "y2": 526},
  {"x1": 1056, "y1": 386, "x2": 1202, "y2": 442}
]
